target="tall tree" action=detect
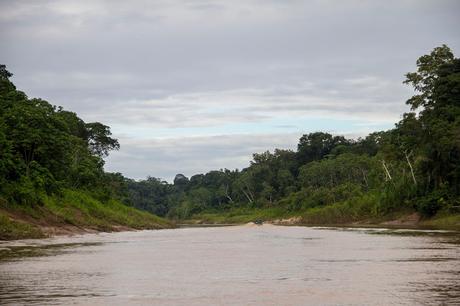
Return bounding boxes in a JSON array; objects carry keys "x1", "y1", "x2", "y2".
[{"x1": 404, "y1": 44, "x2": 454, "y2": 110}]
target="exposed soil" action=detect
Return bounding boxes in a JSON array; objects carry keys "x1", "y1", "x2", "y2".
[
  {"x1": 381, "y1": 212, "x2": 422, "y2": 226},
  {"x1": 268, "y1": 216, "x2": 302, "y2": 225}
]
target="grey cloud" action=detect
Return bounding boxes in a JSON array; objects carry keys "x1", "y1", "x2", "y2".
[
  {"x1": 104, "y1": 133, "x2": 302, "y2": 181},
  {"x1": 89, "y1": 80, "x2": 409, "y2": 129}
]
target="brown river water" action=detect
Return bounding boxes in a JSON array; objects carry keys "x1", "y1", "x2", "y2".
[{"x1": 0, "y1": 225, "x2": 459, "y2": 305}]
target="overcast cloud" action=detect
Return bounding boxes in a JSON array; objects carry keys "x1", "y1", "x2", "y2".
[{"x1": 1, "y1": 0, "x2": 459, "y2": 181}]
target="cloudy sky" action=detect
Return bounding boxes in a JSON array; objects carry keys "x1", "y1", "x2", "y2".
[{"x1": 1, "y1": 0, "x2": 459, "y2": 181}]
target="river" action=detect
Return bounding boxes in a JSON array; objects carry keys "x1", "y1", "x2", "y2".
[{"x1": 0, "y1": 225, "x2": 459, "y2": 305}]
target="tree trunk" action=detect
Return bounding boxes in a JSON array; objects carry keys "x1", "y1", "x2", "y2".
[
  {"x1": 225, "y1": 185, "x2": 234, "y2": 203},
  {"x1": 360, "y1": 168, "x2": 369, "y2": 189},
  {"x1": 241, "y1": 189, "x2": 253, "y2": 203},
  {"x1": 381, "y1": 160, "x2": 392, "y2": 181},
  {"x1": 404, "y1": 150, "x2": 417, "y2": 185}
]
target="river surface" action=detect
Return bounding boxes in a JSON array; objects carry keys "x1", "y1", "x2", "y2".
[{"x1": 0, "y1": 225, "x2": 459, "y2": 305}]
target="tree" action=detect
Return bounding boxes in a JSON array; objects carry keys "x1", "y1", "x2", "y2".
[
  {"x1": 173, "y1": 173, "x2": 189, "y2": 190},
  {"x1": 0, "y1": 64, "x2": 15, "y2": 96},
  {"x1": 389, "y1": 45, "x2": 460, "y2": 215},
  {"x1": 297, "y1": 132, "x2": 349, "y2": 165},
  {"x1": 85, "y1": 122, "x2": 120, "y2": 158},
  {"x1": 56, "y1": 110, "x2": 88, "y2": 140},
  {"x1": 404, "y1": 44, "x2": 454, "y2": 110},
  {"x1": 418, "y1": 58, "x2": 460, "y2": 191}
]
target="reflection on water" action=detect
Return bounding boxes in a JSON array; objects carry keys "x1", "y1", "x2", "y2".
[
  {"x1": 0, "y1": 242, "x2": 103, "y2": 260},
  {"x1": 0, "y1": 226, "x2": 459, "y2": 305}
]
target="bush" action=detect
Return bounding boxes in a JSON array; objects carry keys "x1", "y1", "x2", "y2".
[
  {"x1": 301, "y1": 192, "x2": 380, "y2": 224},
  {"x1": 416, "y1": 189, "x2": 449, "y2": 217},
  {"x1": 279, "y1": 183, "x2": 364, "y2": 212}
]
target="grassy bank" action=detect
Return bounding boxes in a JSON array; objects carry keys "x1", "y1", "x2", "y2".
[
  {"x1": 0, "y1": 189, "x2": 173, "y2": 240},
  {"x1": 183, "y1": 194, "x2": 386, "y2": 225},
  {"x1": 299, "y1": 197, "x2": 460, "y2": 230},
  {"x1": 183, "y1": 207, "x2": 295, "y2": 224},
  {"x1": 0, "y1": 214, "x2": 46, "y2": 240},
  {"x1": 421, "y1": 214, "x2": 460, "y2": 229},
  {"x1": 298, "y1": 194, "x2": 400, "y2": 225},
  {"x1": 183, "y1": 197, "x2": 460, "y2": 230}
]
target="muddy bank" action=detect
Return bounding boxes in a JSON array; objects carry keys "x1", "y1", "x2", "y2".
[
  {"x1": 226, "y1": 214, "x2": 422, "y2": 227},
  {"x1": 267, "y1": 216, "x2": 302, "y2": 225}
]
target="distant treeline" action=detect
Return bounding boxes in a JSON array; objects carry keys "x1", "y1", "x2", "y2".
[{"x1": 1, "y1": 45, "x2": 459, "y2": 222}]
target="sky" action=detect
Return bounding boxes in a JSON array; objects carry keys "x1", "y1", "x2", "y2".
[{"x1": 1, "y1": 0, "x2": 459, "y2": 181}]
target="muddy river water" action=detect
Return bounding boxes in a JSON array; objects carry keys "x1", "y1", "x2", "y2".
[{"x1": 0, "y1": 225, "x2": 459, "y2": 305}]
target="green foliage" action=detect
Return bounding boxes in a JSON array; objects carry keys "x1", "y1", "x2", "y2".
[
  {"x1": 301, "y1": 192, "x2": 381, "y2": 224},
  {"x1": 414, "y1": 188, "x2": 451, "y2": 217},
  {"x1": 188, "y1": 207, "x2": 292, "y2": 224},
  {"x1": 404, "y1": 44, "x2": 454, "y2": 110},
  {"x1": 280, "y1": 183, "x2": 364, "y2": 211},
  {"x1": 0, "y1": 190, "x2": 172, "y2": 240},
  {"x1": 43, "y1": 189, "x2": 171, "y2": 230},
  {"x1": 297, "y1": 132, "x2": 350, "y2": 164},
  {"x1": 299, "y1": 153, "x2": 379, "y2": 189},
  {"x1": 85, "y1": 122, "x2": 120, "y2": 158},
  {"x1": 422, "y1": 213, "x2": 460, "y2": 229}
]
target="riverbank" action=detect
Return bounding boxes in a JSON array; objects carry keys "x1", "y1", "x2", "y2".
[
  {"x1": 0, "y1": 189, "x2": 173, "y2": 241},
  {"x1": 3, "y1": 197, "x2": 459, "y2": 241},
  {"x1": 182, "y1": 207, "x2": 460, "y2": 231}
]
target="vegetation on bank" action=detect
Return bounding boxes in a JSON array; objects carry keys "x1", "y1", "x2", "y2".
[
  {"x1": 44, "y1": 189, "x2": 171, "y2": 230},
  {"x1": 421, "y1": 213, "x2": 460, "y2": 229},
  {"x1": 0, "y1": 189, "x2": 172, "y2": 240},
  {"x1": 1, "y1": 45, "x2": 459, "y2": 238},
  {"x1": 184, "y1": 207, "x2": 295, "y2": 224}
]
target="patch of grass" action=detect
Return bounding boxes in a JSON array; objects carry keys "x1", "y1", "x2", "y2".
[
  {"x1": 43, "y1": 189, "x2": 172, "y2": 230},
  {"x1": 300, "y1": 193, "x2": 385, "y2": 225},
  {"x1": 0, "y1": 213, "x2": 45, "y2": 240},
  {"x1": 422, "y1": 213, "x2": 460, "y2": 229}
]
